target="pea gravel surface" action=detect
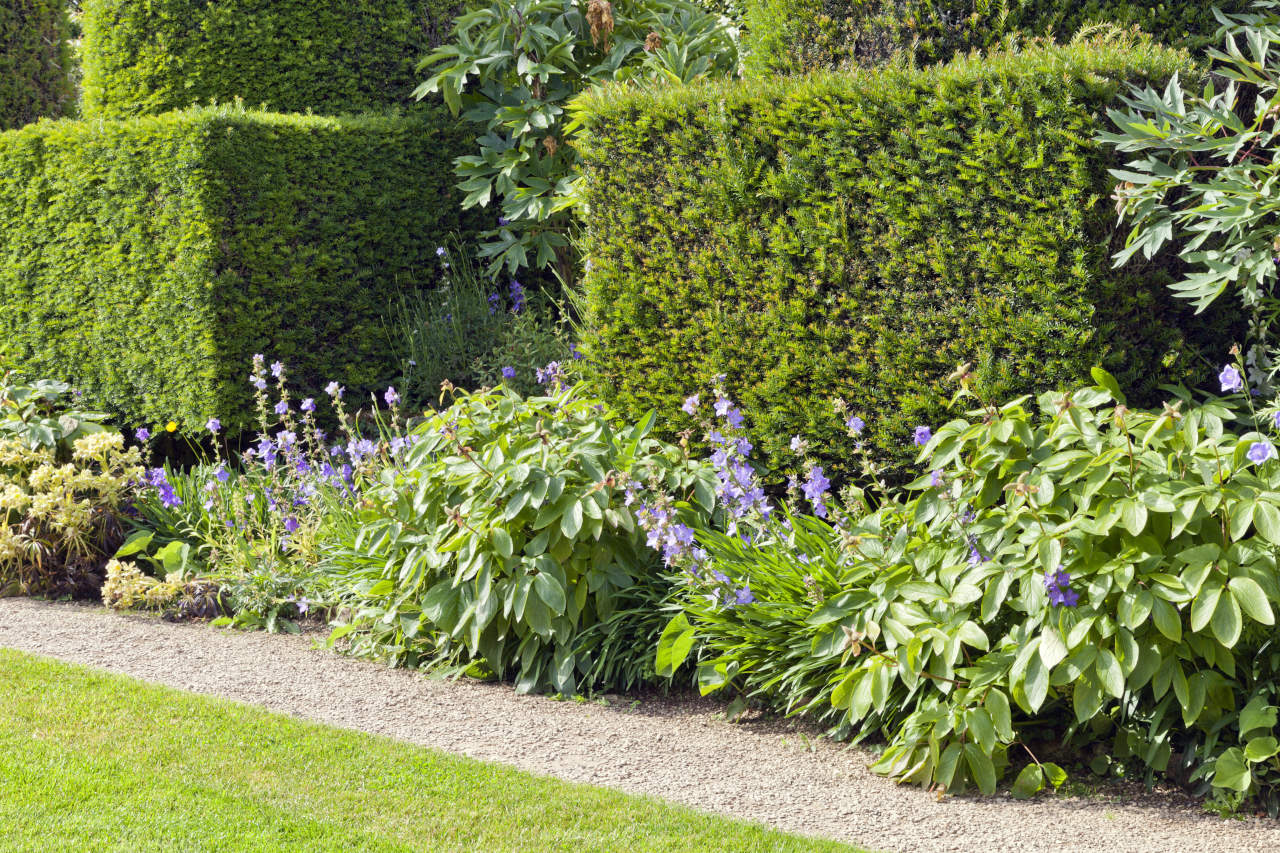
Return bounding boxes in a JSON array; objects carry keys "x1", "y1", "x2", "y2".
[{"x1": 3, "y1": 598, "x2": 1278, "y2": 853}]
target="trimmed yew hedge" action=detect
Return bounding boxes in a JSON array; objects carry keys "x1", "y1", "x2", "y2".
[
  {"x1": 743, "y1": 0, "x2": 1251, "y2": 76},
  {"x1": 81, "y1": 0, "x2": 462, "y2": 118},
  {"x1": 0, "y1": 105, "x2": 477, "y2": 430},
  {"x1": 573, "y1": 42, "x2": 1237, "y2": 482},
  {"x1": 0, "y1": 0, "x2": 74, "y2": 129}
]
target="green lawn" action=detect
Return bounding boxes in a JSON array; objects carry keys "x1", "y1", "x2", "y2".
[{"x1": 0, "y1": 649, "x2": 858, "y2": 852}]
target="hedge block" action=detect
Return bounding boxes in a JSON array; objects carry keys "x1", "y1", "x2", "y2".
[
  {"x1": 0, "y1": 105, "x2": 476, "y2": 429},
  {"x1": 743, "y1": 0, "x2": 1252, "y2": 76},
  {"x1": 573, "y1": 42, "x2": 1238, "y2": 482},
  {"x1": 81, "y1": 0, "x2": 462, "y2": 118},
  {"x1": 0, "y1": 0, "x2": 74, "y2": 130}
]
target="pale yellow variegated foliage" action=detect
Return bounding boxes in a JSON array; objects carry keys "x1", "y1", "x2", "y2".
[
  {"x1": 101, "y1": 559, "x2": 183, "y2": 611},
  {"x1": 0, "y1": 433, "x2": 143, "y2": 593}
]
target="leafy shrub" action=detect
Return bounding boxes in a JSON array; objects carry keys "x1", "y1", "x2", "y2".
[
  {"x1": 417, "y1": 0, "x2": 739, "y2": 278},
  {"x1": 574, "y1": 41, "x2": 1237, "y2": 483},
  {"x1": 0, "y1": 104, "x2": 478, "y2": 431},
  {"x1": 80, "y1": 0, "x2": 463, "y2": 118},
  {"x1": 1, "y1": 431, "x2": 141, "y2": 598},
  {"x1": 0, "y1": 0, "x2": 74, "y2": 130},
  {"x1": 327, "y1": 382, "x2": 716, "y2": 694},
  {"x1": 1103, "y1": 4, "x2": 1280, "y2": 377},
  {"x1": 1, "y1": 368, "x2": 110, "y2": 457},
  {"x1": 742, "y1": 0, "x2": 1252, "y2": 77},
  {"x1": 656, "y1": 366, "x2": 1280, "y2": 813}
]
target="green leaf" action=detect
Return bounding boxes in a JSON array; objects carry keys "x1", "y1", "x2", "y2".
[
  {"x1": 965, "y1": 707, "x2": 997, "y2": 755},
  {"x1": 491, "y1": 527, "x2": 514, "y2": 559},
  {"x1": 655, "y1": 613, "x2": 696, "y2": 677},
  {"x1": 1120, "y1": 499, "x2": 1148, "y2": 537},
  {"x1": 1211, "y1": 590, "x2": 1242, "y2": 647},
  {"x1": 1240, "y1": 698, "x2": 1278, "y2": 736},
  {"x1": 1095, "y1": 649, "x2": 1124, "y2": 698},
  {"x1": 1039, "y1": 626, "x2": 1067, "y2": 669},
  {"x1": 1212, "y1": 747, "x2": 1252, "y2": 792},
  {"x1": 1245, "y1": 736, "x2": 1280, "y2": 762},
  {"x1": 1042, "y1": 762, "x2": 1068, "y2": 789},
  {"x1": 533, "y1": 571, "x2": 566, "y2": 614},
  {"x1": 1024, "y1": 655, "x2": 1049, "y2": 712},
  {"x1": 1228, "y1": 576, "x2": 1274, "y2": 625},
  {"x1": 1152, "y1": 597, "x2": 1182, "y2": 642},
  {"x1": 964, "y1": 743, "x2": 997, "y2": 795},
  {"x1": 1010, "y1": 764, "x2": 1044, "y2": 800},
  {"x1": 114, "y1": 530, "x2": 154, "y2": 558},
  {"x1": 985, "y1": 689, "x2": 1014, "y2": 741},
  {"x1": 1191, "y1": 582, "x2": 1222, "y2": 633},
  {"x1": 1253, "y1": 501, "x2": 1280, "y2": 544},
  {"x1": 560, "y1": 501, "x2": 583, "y2": 539}
]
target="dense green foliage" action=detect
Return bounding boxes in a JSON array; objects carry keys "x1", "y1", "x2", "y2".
[
  {"x1": 0, "y1": 651, "x2": 857, "y2": 852},
  {"x1": 80, "y1": 0, "x2": 462, "y2": 118},
  {"x1": 0, "y1": 369, "x2": 110, "y2": 457},
  {"x1": 1102, "y1": 4, "x2": 1280, "y2": 381},
  {"x1": 742, "y1": 0, "x2": 1252, "y2": 77},
  {"x1": 657, "y1": 369, "x2": 1280, "y2": 812},
  {"x1": 574, "y1": 41, "x2": 1236, "y2": 482},
  {"x1": 328, "y1": 383, "x2": 716, "y2": 694},
  {"x1": 417, "y1": 0, "x2": 739, "y2": 278},
  {"x1": 0, "y1": 105, "x2": 476, "y2": 430},
  {"x1": 0, "y1": 0, "x2": 75, "y2": 129}
]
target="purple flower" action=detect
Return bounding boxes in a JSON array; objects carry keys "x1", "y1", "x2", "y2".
[
  {"x1": 509, "y1": 280, "x2": 526, "y2": 314},
  {"x1": 135, "y1": 428, "x2": 151, "y2": 442},
  {"x1": 682, "y1": 394, "x2": 700, "y2": 415},
  {"x1": 1044, "y1": 568, "x2": 1078, "y2": 608},
  {"x1": 734, "y1": 585, "x2": 755, "y2": 606},
  {"x1": 215, "y1": 464, "x2": 230, "y2": 483},
  {"x1": 252, "y1": 377, "x2": 268, "y2": 391},
  {"x1": 1248, "y1": 441, "x2": 1276, "y2": 464},
  {"x1": 488, "y1": 293, "x2": 500, "y2": 314},
  {"x1": 435, "y1": 246, "x2": 446, "y2": 257},
  {"x1": 270, "y1": 361, "x2": 285, "y2": 379},
  {"x1": 723, "y1": 407, "x2": 744, "y2": 429},
  {"x1": 501, "y1": 366, "x2": 516, "y2": 379},
  {"x1": 913, "y1": 425, "x2": 932, "y2": 446},
  {"x1": 930, "y1": 469, "x2": 943, "y2": 488},
  {"x1": 1220, "y1": 364, "x2": 1244, "y2": 393},
  {"x1": 846, "y1": 415, "x2": 865, "y2": 435},
  {"x1": 205, "y1": 417, "x2": 221, "y2": 434},
  {"x1": 274, "y1": 399, "x2": 289, "y2": 416},
  {"x1": 498, "y1": 216, "x2": 510, "y2": 226},
  {"x1": 713, "y1": 396, "x2": 733, "y2": 418},
  {"x1": 802, "y1": 467, "x2": 831, "y2": 502},
  {"x1": 536, "y1": 361, "x2": 566, "y2": 389},
  {"x1": 790, "y1": 435, "x2": 805, "y2": 453},
  {"x1": 283, "y1": 517, "x2": 300, "y2": 534},
  {"x1": 569, "y1": 342, "x2": 585, "y2": 361},
  {"x1": 384, "y1": 386, "x2": 400, "y2": 407},
  {"x1": 324, "y1": 381, "x2": 344, "y2": 399},
  {"x1": 301, "y1": 398, "x2": 316, "y2": 413},
  {"x1": 1273, "y1": 410, "x2": 1280, "y2": 430}
]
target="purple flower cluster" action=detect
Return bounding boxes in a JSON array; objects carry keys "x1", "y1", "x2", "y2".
[
  {"x1": 536, "y1": 361, "x2": 567, "y2": 391},
  {"x1": 1249, "y1": 441, "x2": 1276, "y2": 464},
  {"x1": 1043, "y1": 568, "x2": 1078, "y2": 607},
  {"x1": 145, "y1": 468, "x2": 182, "y2": 509},
  {"x1": 636, "y1": 502, "x2": 706, "y2": 570},
  {"x1": 801, "y1": 465, "x2": 831, "y2": 518},
  {"x1": 510, "y1": 280, "x2": 526, "y2": 314}
]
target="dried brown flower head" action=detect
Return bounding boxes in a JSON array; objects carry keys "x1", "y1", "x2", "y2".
[{"x1": 586, "y1": 0, "x2": 614, "y2": 50}]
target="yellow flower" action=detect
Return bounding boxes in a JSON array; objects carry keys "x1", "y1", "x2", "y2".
[{"x1": 165, "y1": 421, "x2": 178, "y2": 432}]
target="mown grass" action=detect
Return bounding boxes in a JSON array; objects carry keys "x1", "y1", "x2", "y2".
[{"x1": 0, "y1": 649, "x2": 859, "y2": 852}]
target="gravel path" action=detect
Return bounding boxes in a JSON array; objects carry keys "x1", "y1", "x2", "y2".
[{"x1": 2, "y1": 598, "x2": 1279, "y2": 853}]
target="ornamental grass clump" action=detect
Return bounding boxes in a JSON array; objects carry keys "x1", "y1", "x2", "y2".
[
  {"x1": 653, "y1": 364, "x2": 1280, "y2": 814},
  {"x1": 325, "y1": 375, "x2": 716, "y2": 694}
]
